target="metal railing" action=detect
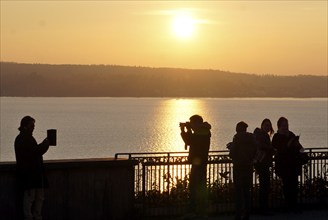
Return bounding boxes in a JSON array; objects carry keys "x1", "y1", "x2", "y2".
[{"x1": 115, "y1": 148, "x2": 328, "y2": 217}]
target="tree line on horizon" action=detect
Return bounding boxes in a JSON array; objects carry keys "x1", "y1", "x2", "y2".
[{"x1": 0, "y1": 62, "x2": 327, "y2": 97}]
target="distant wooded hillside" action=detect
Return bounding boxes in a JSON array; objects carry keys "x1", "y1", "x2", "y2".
[{"x1": 1, "y1": 62, "x2": 327, "y2": 97}]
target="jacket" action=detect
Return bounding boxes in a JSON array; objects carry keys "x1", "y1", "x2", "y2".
[
  {"x1": 253, "y1": 128, "x2": 275, "y2": 165},
  {"x1": 181, "y1": 123, "x2": 211, "y2": 165},
  {"x1": 272, "y1": 131, "x2": 302, "y2": 176},
  {"x1": 229, "y1": 132, "x2": 257, "y2": 169},
  {"x1": 14, "y1": 131, "x2": 49, "y2": 189}
]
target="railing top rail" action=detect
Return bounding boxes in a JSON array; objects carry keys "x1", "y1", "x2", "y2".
[
  {"x1": 114, "y1": 150, "x2": 231, "y2": 159},
  {"x1": 114, "y1": 152, "x2": 186, "y2": 159},
  {"x1": 115, "y1": 147, "x2": 327, "y2": 159}
]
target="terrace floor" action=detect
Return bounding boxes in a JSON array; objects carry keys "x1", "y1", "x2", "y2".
[
  {"x1": 215, "y1": 209, "x2": 328, "y2": 220},
  {"x1": 155, "y1": 208, "x2": 328, "y2": 220}
]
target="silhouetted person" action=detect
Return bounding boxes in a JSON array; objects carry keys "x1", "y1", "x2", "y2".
[
  {"x1": 15, "y1": 116, "x2": 49, "y2": 220},
  {"x1": 253, "y1": 118, "x2": 275, "y2": 215},
  {"x1": 229, "y1": 121, "x2": 257, "y2": 220},
  {"x1": 272, "y1": 117, "x2": 303, "y2": 213},
  {"x1": 180, "y1": 115, "x2": 211, "y2": 219}
]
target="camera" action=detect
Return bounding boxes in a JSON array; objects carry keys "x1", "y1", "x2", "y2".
[{"x1": 179, "y1": 122, "x2": 190, "y2": 128}]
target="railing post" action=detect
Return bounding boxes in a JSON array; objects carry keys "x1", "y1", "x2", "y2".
[
  {"x1": 167, "y1": 153, "x2": 170, "y2": 194},
  {"x1": 309, "y1": 148, "x2": 312, "y2": 182},
  {"x1": 300, "y1": 166, "x2": 303, "y2": 205},
  {"x1": 142, "y1": 161, "x2": 146, "y2": 210},
  {"x1": 308, "y1": 148, "x2": 313, "y2": 206}
]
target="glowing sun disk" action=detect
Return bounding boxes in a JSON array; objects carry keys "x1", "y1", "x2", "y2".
[{"x1": 172, "y1": 14, "x2": 195, "y2": 38}]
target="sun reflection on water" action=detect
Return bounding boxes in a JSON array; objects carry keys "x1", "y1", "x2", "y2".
[{"x1": 152, "y1": 98, "x2": 207, "y2": 153}]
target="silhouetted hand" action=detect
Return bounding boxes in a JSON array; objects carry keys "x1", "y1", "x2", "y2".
[{"x1": 41, "y1": 138, "x2": 50, "y2": 147}]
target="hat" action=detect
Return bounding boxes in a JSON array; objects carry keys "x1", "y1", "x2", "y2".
[{"x1": 236, "y1": 121, "x2": 248, "y2": 133}]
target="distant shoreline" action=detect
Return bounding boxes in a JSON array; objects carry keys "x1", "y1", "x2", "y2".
[
  {"x1": 1, "y1": 62, "x2": 327, "y2": 98},
  {"x1": 1, "y1": 61, "x2": 327, "y2": 77}
]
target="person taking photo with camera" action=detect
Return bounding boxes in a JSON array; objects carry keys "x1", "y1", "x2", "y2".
[{"x1": 180, "y1": 114, "x2": 211, "y2": 219}]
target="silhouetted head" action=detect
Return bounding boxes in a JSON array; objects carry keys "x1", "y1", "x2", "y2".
[
  {"x1": 189, "y1": 114, "x2": 211, "y2": 135},
  {"x1": 277, "y1": 117, "x2": 289, "y2": 134},
  {"x1": 236, "y1": 121, "x2": 248, "y2": 133},
  {"x1": 261, "y1": 118, "x2": 274, "y2": 136},
  {"x1": 277, "y1": 117, "x2": 288, "y2": 129},
  {"x1": 189, "y1": 115, "x2": 203, "y2": 124},
  {"x1": 18, "y1": 116, "x2": 35, "y2": 133}
]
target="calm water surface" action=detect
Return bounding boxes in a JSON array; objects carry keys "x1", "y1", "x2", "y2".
[{"x1": 0, "y1": 97, "x2": 327, "y2": 161}]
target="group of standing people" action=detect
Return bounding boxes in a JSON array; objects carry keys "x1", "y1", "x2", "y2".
[
  {"x1": 180, "y1": 115, "x2": 307, "y2": 220},
  {"x1": 14, "y1": 114, "x2": 307, "y2": 220}
]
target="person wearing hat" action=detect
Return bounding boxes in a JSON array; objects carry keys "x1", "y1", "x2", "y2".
[
  {"x1": 14, "y1": 116, "x2": 49, "y2": 220},
  {"x1": 229, "y1": 121, "x2": 257, "y2": 220}
]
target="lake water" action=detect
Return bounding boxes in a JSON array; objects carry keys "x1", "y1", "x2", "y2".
[{"x1": 0, "y1": 97, "x2": 327, "y2": 162}]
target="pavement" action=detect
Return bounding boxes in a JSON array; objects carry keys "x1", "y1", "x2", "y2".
[
  {"x1": 155, "y1": 209, "x2": 328, "y2": 220},
  {"x1": 212, "y1": 209, "x2": 328, "y2": 220}
]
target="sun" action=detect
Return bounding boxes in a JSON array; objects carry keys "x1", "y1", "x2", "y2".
[{"x1": 172, "y1": 14, "x2": 195, "y2": 39}]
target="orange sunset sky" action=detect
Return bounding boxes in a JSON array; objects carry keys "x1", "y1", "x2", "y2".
[{"x1": 1, "y1": 1, "x2": 327, "y2": 76}]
